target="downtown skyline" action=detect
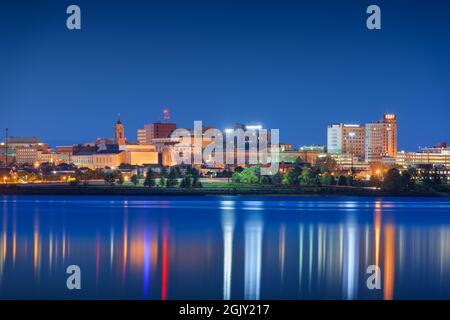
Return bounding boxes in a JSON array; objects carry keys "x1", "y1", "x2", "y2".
[{"x1": 0, "y1": 0, "x2": 449, "y2": 149}]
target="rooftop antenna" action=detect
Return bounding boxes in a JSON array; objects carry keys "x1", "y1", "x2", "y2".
[{"x1": 163, "y1": 108, "x2": 170, "y2": 122}]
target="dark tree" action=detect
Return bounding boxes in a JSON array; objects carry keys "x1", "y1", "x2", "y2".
[
  {"x1": 144, "y1": 168, "x2": 156, "y2": 187},
  {"x1": 131, "y1": 174, "x2": 139, "y2": 186},
  {"x1": 337, "y1": 175, "x2": 347, "y2": 186},
  {"x1": 166, "y1": 168, "x2": 178, "y2": 187},
  {"x1": 383, "y1": 168, "x2": 407, "y2": 193}
]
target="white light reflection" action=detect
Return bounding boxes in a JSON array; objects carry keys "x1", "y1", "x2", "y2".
[
  {"x1": 221, "y1": 201, "x2": 235, "y2": 300},
  {"x1": 343, "y1": 219, "x2": 359, "y2": 300},
  {"x1": 244, "y1": 212, "x2": 263, "y2": 300}
]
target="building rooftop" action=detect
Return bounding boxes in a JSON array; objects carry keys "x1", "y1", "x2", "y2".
[
  {"x1": 96, "y1": 150, "x2": 124, "y2": 155},
  {"x1": 7, "y1": 137, "x2": 40, "y2": 144}
]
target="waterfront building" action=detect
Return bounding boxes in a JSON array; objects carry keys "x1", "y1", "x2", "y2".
[
  {"x1": 15, "y1": 146, "x2": 38, "y2": 165},
  {"x1": 73, "y1": 144, "x2": 98, "y2": 155},
  {"x1": 279, "y1": 143, "x2": 293, "y2": 152},
  {"x1": 365, "y1": 114, "x2": 397, "y2": 163},
  {"x1": 327, "y1": 124, "x2": 365, "y2": 161},
  {"x1": 6, "y1": 137, "x2": 40, "y2": 149},
  {"x1": 327, "y1": 114, "x2": 397, "y2": 164},
  {"x1": 93, "y1": 150, "x2": 126, "y2": 169},
  {"x1": 95, "y1": 138, "x2": 117, "y2": 151},
  {"x1": 119, "y1": 145, "x2": 159, "y2": 166},
  {"x1": 279, "y1": 149, "x2": 320, "y2": 166},
  {"x1": 0, "y1": 145, "x2": 15, "y2": 166},
  {"x1": 321, "y1": 153, "x2": 369, "y2": 172},
  {"x1": 139, "y1": 122, "x2": 177, "y2": 145},
  {"x1": 0, "y1": 137, "x2": 53, "y2": 165},
  {"x1": 420, "y1": 145, "x2": 450, "y2": 154},
  {"x1": 37, "y1": 151, "x2": 57, "y2": 164},
  {"x1": 72, "y1": 152, "x2": 95, "y2": 169},
  {"x1": 300, "y1": 145, "x2": 327, "y2": 153},
  {"x1": 56, "y1": 146, "x2": 74, "y2": 156},
  {"x1": 396, "y1": 150, "x2": 450, "y2": 167}
]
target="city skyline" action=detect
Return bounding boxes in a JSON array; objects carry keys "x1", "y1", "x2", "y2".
[
  {"x1": 1, "y1": 110, "x2": 446, "y2": 153},
  {"x1": 1, "y1": 1, "x2": 450, "y2": 149},
  {"x1": 2, "y1": 0, "x2": 450, "y2": 307}
]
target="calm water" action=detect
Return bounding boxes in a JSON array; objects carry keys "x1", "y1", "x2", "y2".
[{"x1": 1, "y1": 195, "x2": 450, "y2": 300}]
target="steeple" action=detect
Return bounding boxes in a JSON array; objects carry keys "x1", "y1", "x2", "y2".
[{"x1": 115, "y1": 114, "x2": 126, "y2": 145}]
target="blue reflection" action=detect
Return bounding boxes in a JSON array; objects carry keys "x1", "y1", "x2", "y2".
[{"x1": 0, "y1": 195, "x2": 449, "y2": 299}]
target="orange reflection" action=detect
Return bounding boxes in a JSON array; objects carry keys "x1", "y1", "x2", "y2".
[
  {"x1": 2, "y1": 211, "x2": 7, "y2": 263},
  {"x1": 374, "y1": 201, "x2": 381, "y2": 269},
  {"x1": 49, "y1": 231, "x2": 53, "y2": 270},
  {"x1": 12, "y1": 230, "x2": 16, "y2": 265},
  {"x1": 279, "y1": 224, "x2": 285, "y2": 281},
  {"x1": 161, "y1": 226, "x2": 168, "y2": 300},
  {"x1": 33, "y1": 215, "x2": 40, "y2": 275},
  {"x1": 122, "y1": 213, "x2": 128, "y2": 287},
  {"x1": 62, "y1": 228, "x2": 66, "y2": 264},
  {"x1": 130, "y1": 233, "x2": 144, "y2": 269},
  {"x1": 383, "y1": 224, "x2": 395, "y2": 300},
  {"x1": 374, "y1": 200, "x2": 382, "y2": 291}
]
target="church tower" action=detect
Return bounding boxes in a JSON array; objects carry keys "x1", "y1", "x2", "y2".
[{"x1": 115, "y1": 114, "x2": 126, "y2": 145}]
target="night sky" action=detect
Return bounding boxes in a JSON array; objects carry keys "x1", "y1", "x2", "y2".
[{"x1": 0, "y1": 0, "x2": 449, "y2": 150}]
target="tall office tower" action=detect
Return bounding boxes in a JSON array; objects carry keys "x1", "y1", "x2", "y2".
[
  {"x1": 365, "y1": 114, "x2": 397, "y2": 163},
  {"x1": 383, "y1": 114, "x2": 397, "y2": 158},
  {"x1": 143, "y1": 122, "x2": 176, "y2": 144},
  {"x1": 115, "y1": 115, "x2": 126, "y2": 145},
  {"x1": 327, "y1": 124, "x2": 366, "y2": 161}
]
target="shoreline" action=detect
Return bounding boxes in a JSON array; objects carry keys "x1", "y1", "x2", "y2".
[{"x1": 1, "y1": 184, "x2": 448, "y2": 197}]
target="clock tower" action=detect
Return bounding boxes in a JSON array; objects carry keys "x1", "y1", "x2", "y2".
[{"x1": 115, "y1": 114, "x2": 126, "y2": 145}]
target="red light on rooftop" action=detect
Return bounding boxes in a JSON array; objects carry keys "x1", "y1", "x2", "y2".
[{"x1": 163, "y1": 108, "x2": 170, "y2": 121}]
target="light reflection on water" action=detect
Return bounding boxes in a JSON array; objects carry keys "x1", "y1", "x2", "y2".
[{"x1": 1, "y1": 195, "x2": 450, "y2": 299}]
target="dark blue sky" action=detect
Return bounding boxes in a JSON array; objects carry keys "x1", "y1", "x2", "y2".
[{"x1": 0, "y1": 0, "x2": 449, "y2": 150}]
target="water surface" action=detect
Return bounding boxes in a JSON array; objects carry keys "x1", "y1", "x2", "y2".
[{"x1": 1, "y1": 195, "x2": 450, "y2": 300}]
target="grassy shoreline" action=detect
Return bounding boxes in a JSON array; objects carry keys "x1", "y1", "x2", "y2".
[{"x1": 1, "y1": 183, "x2": 448, "y2": 197}]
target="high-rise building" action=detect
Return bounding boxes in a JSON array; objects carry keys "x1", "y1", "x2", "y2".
[
  {"x1": 138, "y1": 122, "x2": 176, "y2": 145},
  {"x1": 115, "y1": 116, "x2": 126, "y2": 145},
  {"x1": 383, "y1": 114, "x2": 397, "y2": 158},
  {"x1": 365, "y1": 114, "x2": 397, "y2": 163},
  {"x1": 327, "y1": 124, "x2": 365, "y2": 161}
]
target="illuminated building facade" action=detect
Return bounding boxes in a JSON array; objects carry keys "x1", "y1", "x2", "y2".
[
  {"x1": 396, "y1": 150, "x2": 450, "y2": 167},
  {"x1": 16, "y1": 146, "x2": 38, "y2": 165},
  {"x1": 139, "y1": 122, "x2": 176, "y2": 145},
  {"x1": 37, "y1": 151, "x2": 58, "y2": 164},
  {"x1": 71, "y1": 152, "x2": 95, "y2": 169},
  {"x1": 93, "y1": 150, "x2": 126, "y2": 169},
  {"x1": 119, "y1": 145, "x2": 159, "y2": 166},
  {"x1": 327, "y1": 124, "x2": 365, "y2": 161},
  {"x1": 137, "y1": 129, "x2": 147, "y2": 145},
  {"x1": 365, "y1": 114, "x2": 397, "y2": 163},
  {"x1": 56, "y1": 146, "x2": 74, "y2": 157},
  {"x1": 279, "y1": 143, "x2": 293, "y2": 152},
  {"x1": 115, "y1": 116, "x2": 126, "y2": 145}
]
